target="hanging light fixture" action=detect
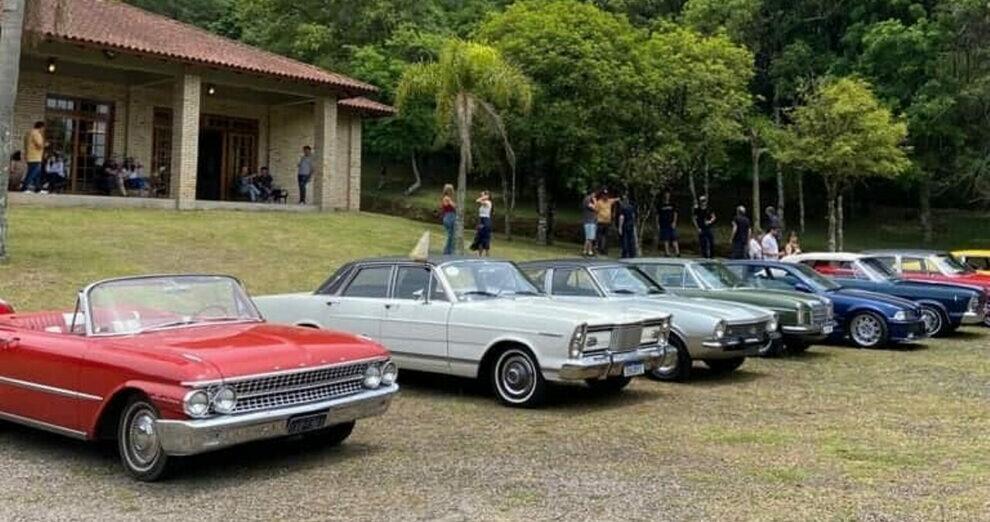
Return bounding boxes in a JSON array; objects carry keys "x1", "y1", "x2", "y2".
[
  {"x1": 46, "y1": 58, "x2": 57, "y2": 74},
  {"x1": 207, "y1": 84, "x2": 216, "y2": 96}
]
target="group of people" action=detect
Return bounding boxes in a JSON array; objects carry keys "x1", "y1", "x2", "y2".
[
  {"x1": 439, "y1": 185, "x2": 494, "y2": 256},
  {"x1": 581, "y1": 188, "x2": 637, "y2": 258},
  {"x1": 729, "y1": 204, "x2": 802, "y2": 260},
  {"x1": 236, "y1": 165, "x2": 286, "y2": 203},
  {"x1": 99, "y1": 157, "x2": 154, "y2": 197},
  {"x1": 9, "y1": 121, "x2": 57, "y2": 193}
]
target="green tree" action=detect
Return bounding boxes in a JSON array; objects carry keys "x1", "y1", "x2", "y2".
[
  {"x1": 778, "y1": 77, "x2": 910, "y2": 251},
  {"x1": 396, "y1": 39, "x2": 533, "y2": 253}
]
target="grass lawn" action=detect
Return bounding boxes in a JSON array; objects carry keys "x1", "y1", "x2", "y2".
[{"x1": 0, "y1": 206, "x2": 988, "y2": 520}]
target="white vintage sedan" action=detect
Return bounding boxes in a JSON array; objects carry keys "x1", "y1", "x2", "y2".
[{"x1": 254, "y1": 257, "x2": 673, "y2": 407}]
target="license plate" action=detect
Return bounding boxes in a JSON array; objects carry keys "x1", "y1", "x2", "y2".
[
  {"x1": 286, "y1": 412, "x2": 327, "y2": 434},
  {"x1": 623, "y1": 362, "x2": 645, "y2": 377},
  {"x1": 823, "y1": 325, "x2": 834, "y2": 334}
]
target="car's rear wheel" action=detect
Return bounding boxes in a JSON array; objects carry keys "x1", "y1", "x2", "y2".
[
  {"x1": 848, "y1": 312, "x2": 888, "y2": 348},
  {"x1": 118, "y1": 396, "x2": 170, "y2": 482},
  {"x1": 492, "y1": 347, "x2": 546, "y2": 407},
  {"x1": 585, "y1": 376, "x2": 632, "y2": 393},
  {"x1": 705, "y1": 357, "x2": 746, "y2": 374},
  {"x1": 647, "y1": 336, "x2": 691, "y2": 382},
  {"x1": 918, "y1": 304, "x2": 947, "y2": 337}
]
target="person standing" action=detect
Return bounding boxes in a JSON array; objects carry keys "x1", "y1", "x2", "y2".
[
  {"x1": 297, "y1": 146, "x2": 313, "y2": 204},
  {"x1": 761, "y1": 225, "x2": 781, "y2": 260},
  {"x1": 440, "y1": 184, "x2": 457, "y2": 255},
  {"x1": 581, "y1": 189, "x2": 598, "y2": 257},
  {"x1": 22, "y1": 121, "x2": 46, "y2": 192},
  {"x1": 694, "y1": 195, "x2": 717, "y2": 258},
  {"x1": 748, "y1": 228, "x2": 764, "y2": 260},
  {"x1": 471, "y1": 190, "x2": 494, "y2": 257},
  {"x1": 730, "y1": 205, "x2": 751, "y2": 259},
  {"x1": 765, "y1": 206, "x2": 781, "y2": 231},
  {"x1": 617, "y1": 192, "x2": 637, "y2": 259},
  {"x1": 657, "y1": 191, "x2": 680, "y2": 257},
  {"x1": 784, "y1": 231, "x2": 802, "y2": 257},
  {"x1": 594, "y1": 188, "x2": 618, "y2": 256}
]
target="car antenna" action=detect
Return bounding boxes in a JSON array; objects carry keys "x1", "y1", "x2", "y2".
[{"x1": 410, "y1": 231, "x2": 430, "y2": 262}]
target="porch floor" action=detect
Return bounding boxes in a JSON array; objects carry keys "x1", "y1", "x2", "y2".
[{"x1": 8, "y1": 192, "x2": 319, "y2": 212}]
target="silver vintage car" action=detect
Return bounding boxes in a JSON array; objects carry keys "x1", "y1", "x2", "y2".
[
  {"x1": 254, "y1": 257, "x2": 674, "y2": 407},
  {"x1": 518, "y1": 259, "x2": 780, "y2": 381}
]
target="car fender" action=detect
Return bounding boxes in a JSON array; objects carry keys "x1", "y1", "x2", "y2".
[
  {"x1": 87, "y1": 380, "x2": 189, "y2": 438},
  {"x1": 476, "y1": 335, "x2": 542, "y2": 380},
  {"x1": 914, "y1": 299, "x2": 950, "y2": 320}
]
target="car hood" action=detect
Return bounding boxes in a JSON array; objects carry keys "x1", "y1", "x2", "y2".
[
  {"x1": 107, "y1": 322, "x2": 390, "y2": 381},
  {"x1": 712, "y1": 288, "x2": 825, "y2": 310},
  {"x1": 625, "y1": 294, "x2": 772, "y2": 322},
  {"x1": 891, "y1": 279, "x2": 982, "y2": 298},
  {"x1": 461, "y1": 297, "x2": 671, "y2": 326},
  {"x1": 832, "y1": 288, "x2": 918, "y2": 310}
]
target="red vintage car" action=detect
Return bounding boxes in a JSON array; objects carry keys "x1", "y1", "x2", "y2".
[
  {"x1": 0, "y1": 274, "x2": 398, "y2": 481},
  {"x1": 864, "y1": 250, "x2": 990, "y2": 326}
]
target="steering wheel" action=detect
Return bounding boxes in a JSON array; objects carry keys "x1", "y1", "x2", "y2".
[{"x1": 192, "y1": 305, "x2": 229, "y2": 320}]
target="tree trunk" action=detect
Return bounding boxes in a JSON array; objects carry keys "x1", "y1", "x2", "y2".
[
  {"x1": 774, "y1": 107, "x2": 785, "y2": 230},
  {"x1": 703, "y1": 157, "x2": 710, "y2": 200},
  {"x1": 404, "y1": 152, "x2": 422, "y2": 196},
  {"x1": 377, "y1": 163, "x2": 387, "y2": 190},
  {"x1": 0, "y1": 0, "x2": 27, "y2": 262},
  {"x1": 454, "y1": 94, "x2": 474, "y2": 255},
  {"x1": 797, "y1": 171, "x2": 805, "y2": 233},
  {"x1": 497, "y1": 158, "x2": 512, "y2": 241},
  {"x1": 837, "y1": 193, "x2": 845, "y2": 252},
  {"x1": 919, "y1": 176, "x2": 932, "y2": 244},
  {"x1": 687, "y1": 169, "x2": 698, "y2": 205},
  {"x1": 826, "y1": 181, "x2": 837, "y2": 252},
  {"x1": 751, "y1": 135, "x2": 762, "y2": 231},
  {"x1": 536, "y1": 171, "x2": 548, "y2": 245}
]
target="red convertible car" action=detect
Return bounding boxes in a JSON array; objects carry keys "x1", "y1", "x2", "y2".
[
  {"x1": 0, "y1": 275, "x2": 398, "y2": 481},
  {"x1": 864, "y1": 250, "x2": 990, "y2": 326}
]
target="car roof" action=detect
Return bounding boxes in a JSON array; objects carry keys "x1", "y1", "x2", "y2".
[
  {"x1": 346, "y1": 255, "x2": 507, "y2": 267},
  {"x1": 628, "y1": 257, "x2": 695, "y2": 265},
  {"x1": 786, "y1": 252, "x2": 863, "y2": 262},
  {"x1": 723, "y1": 259, "x2": 795, "y2": 269},
  {"x1": 952, "y1": 249, "x2": 990, "y2": 256},
  {"x1": 517, "y1": 258, "x2": 625, "y2": 269},
  {"x1": 862, "y1": 249, "x2": 947, "y2": 256}
]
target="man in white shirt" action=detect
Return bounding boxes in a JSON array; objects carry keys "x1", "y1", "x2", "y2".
[
  {"x1": 761, "y1": 226, "x2": 781, "y2": 260},
  {"x1": 748, "y1": 228, "x2": 764, "y2": 260}
]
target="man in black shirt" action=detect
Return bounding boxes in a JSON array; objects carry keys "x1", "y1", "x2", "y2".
[
  {"x1": 657, "y1": 191, "x2": 680, "y2": 257},
  {"x1": 730, "y1": 205, "x2": 751, "y2": 259},
  {"x1": 693, "y1": 195, "x2": 716, "y2": 258}
]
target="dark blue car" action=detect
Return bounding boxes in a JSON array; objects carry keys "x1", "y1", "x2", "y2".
[
  {"x1": 725, "y1": 260, "x2": 927, "y2": 348},
  {"x1": 785, "y1": 253, "x2": 986, "y2": 337}
]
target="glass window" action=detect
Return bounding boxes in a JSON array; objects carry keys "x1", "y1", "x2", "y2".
[
  {"x1": 693, "y1": 262, "x2": 746, "y2": 289},
  {"x1": 394, "y1": 266, "x2": 431, "y2": 300},
  {"x1": 901, "y1": 257, "x2": 927, "y2": 273},
  {"x1": 343, "y1": 266, "x2": 393, "y2": 298},
  {"x1": 520, "y1": 267, "x2": 547, "y2": 289},
  {"x1": 551, "y1": 268, "x2": 600, "y2": 297},
  {"x1": 642, "y1": 264, "x2": 688, "y2": 288},
  {"x1": 593, "y1": 266, "x2": 664, "y2": 296},
  {"x1": 441, "y1": 261, "x2": 541, "y2": 300}
]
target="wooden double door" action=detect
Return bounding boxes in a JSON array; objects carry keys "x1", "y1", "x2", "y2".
[{"x1": 195, "y1": 114, "x2": 259, "y2": 201}]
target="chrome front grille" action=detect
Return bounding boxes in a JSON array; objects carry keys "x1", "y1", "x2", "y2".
[
  {"x1": 810, "y1": 305, "x2": 829, "y2": 325},
  {"x1": 610, "y1": 324, "x2": 644, "y2": 352},
  {"x1": 228, "y1": 361, "x2": 372, "y2": 414},
  {"x1": 725, "y1": 321, "x2": 767, "y2": 340}
]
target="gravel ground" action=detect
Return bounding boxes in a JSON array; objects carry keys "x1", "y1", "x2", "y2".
[{"x1": 1, "y1": 332, "x2": 989, "y2": 521}]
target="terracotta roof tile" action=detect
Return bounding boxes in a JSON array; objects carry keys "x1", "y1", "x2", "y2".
[
  {"x1": 338, "y1": 97, "x2": 396, "y2": 118},
  {"x1": 26, "y1": 0, "x2": 377, "y2": 96}
]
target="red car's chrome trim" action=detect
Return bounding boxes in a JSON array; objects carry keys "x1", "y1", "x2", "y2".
[
  {"x1": 181, "y1": 356, "x2": 389, "y2": 388},
  {"x1": 0, "y1": 410, "x2": 87, "y2": 440},
  {"x1": 0, "y1": 375, "x2": 102, "y2": 401}
]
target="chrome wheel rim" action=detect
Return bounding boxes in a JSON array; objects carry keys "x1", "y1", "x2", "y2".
[
  {"x1": 496, "y1": 351, "x2": 536, "y2": 403},
  {"x1": 125, "y1": 407, "x2": 161, "y2": 471},
  {"x1": 851, "y1": 315, "x2": 883, "y2": 347},
  {"x1": 920, "y1": 307, "x2": 941, "y2": 336}
]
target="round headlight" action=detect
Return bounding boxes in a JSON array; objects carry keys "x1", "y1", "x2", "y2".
[
  {"x1": 894, "y1": 311, "x2": 907, "y2": 321},
  {"x1": 381, "y1": 361, "x2": 398, "y2": 386},
  {"x1": 183, "y1": 389, "x2": 211, "y2": 418},
  {"x1": 714, "y1": 320, "x2": 727, "y2": 339},
  {"x1": 212, "y1": 386, "x2": 237, "y2": 414},
  {"x1": 363, "y1": 364, "x2": 382, "y2": 389},
  {"x1": 767, "y1": 314, "x2": 779, "y2": 332}
]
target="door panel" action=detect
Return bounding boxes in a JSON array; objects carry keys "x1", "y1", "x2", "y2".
[
  {"x1": 0, "y1": 329, "x2": 86, "y2": 435},
  {"x1": 326, "y1": 266, "x2": 394, "y2": 339},
  {"x1": 381, "y1": 267, "x2": 450, "y2": 372}
]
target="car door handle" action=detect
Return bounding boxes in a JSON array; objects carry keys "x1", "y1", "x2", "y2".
[
  {"x1": 0, "y1": 337, "x2": 20, "y2": 350},
  {"x1": 385, "y1": 303, "x2": 394, "y2": 310},
  {"x1": 326, "y1": 301, "x2": 338, "y2": 307}
]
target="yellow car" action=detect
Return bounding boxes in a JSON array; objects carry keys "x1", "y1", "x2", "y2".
[{"x1": 952, "y1": 250, "x2": 990, "y2": 275}]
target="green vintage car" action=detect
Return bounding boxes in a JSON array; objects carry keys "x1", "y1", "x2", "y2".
[{"x1": 627, "y1": 258, "x2": 834, "y2": 356}]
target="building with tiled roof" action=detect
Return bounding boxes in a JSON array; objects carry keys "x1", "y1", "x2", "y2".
[{"x1": 11, "y1": 0, "x2": 396, "y2": 210}]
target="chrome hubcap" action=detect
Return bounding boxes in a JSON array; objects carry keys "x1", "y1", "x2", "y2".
[
  {"x1": 498, "y1": 353, "x2": 535, "y2": 401},
  {"x1": 851, "y1": 315, "x2": 882, "y2": 346},
  {"x1": 128, "y1": 410, "x2": 160, "y2": 469},
  {"x1": 920, "y1": 308, "x2": 941, "y2": 335}
]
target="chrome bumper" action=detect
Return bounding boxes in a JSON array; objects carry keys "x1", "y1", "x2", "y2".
[
  {"x1": 557, "y1": 344, "x2": 671, "y2": 380},
  {"x1": 155, "y1": 385, "x2": 398, "y2": 457},
  {"x1": 702, "y1": 330, "x2": 781, "y2": 349},
  {"x1": 960, "y1": 311, "x2": 984, "y2": 325},
  {"x1": 781, "y1": 321, "x2": 835, "y2": 335}
]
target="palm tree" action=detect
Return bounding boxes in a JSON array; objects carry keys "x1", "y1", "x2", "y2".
[{"x1": 396, "y1": 39, "x2": 533, "y2": 254}]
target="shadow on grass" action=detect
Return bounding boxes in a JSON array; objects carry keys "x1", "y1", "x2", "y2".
[
  {"x1": 946, "y1": 329, "x2": 986, "y2": 341},
  {"x1": 396, "y1": 369, "x2": 664, "y2": 411},
  {"x1": 0, "y1": 417, "x2": 379, "y2": 485},
  {"x1": 688, "y1": 367, "x2": 769, "y2": 386},
  {"x1": 769, "y1": 349, "x2": 837, "y2": 363}
]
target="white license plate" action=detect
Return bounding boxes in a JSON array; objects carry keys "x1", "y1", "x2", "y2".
[
  {"x1": 823, "y1": 325, "x2": 834, "y2": 334},
  {"x1": 623, "y1": 362, "x2": 645, "y2": 377}
]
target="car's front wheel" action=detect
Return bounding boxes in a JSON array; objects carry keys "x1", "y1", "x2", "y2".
[
  {"x1": 647, "y1": 336, "x2": 691, "y2": 382},
  {"x1": 848, "y1": 311, "x2": 888, "y2": 348},
  {"x1": 492, "y1": 347, "x2": 546, "y2": 407},
  {"x1": 918, "y1": 304, "x2": 947, "y2": 337},
  {"x1": 757, "y1": 337, "x2": 785, "y2": 357},
  {"x1": 585, "y1": 376, "x2": 632, "y2": 393},
  {"x1": 118, "y1": 396, "x2": 170, "y2": 482},
  {"x1": 302, "y1": 421, "x2": 355, "y2": 448},
  {"x1": 785, "y1": 339, "x2": 812, "y2": 354},
  {"x1": 705, "y1": 357, "x2": 746, "y2": 374}
]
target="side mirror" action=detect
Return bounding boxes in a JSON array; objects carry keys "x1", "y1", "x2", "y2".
[
  {"x1": 793, "y1": 283, "x2": 812, "y2": 293},
  {"x1": 412, "y1": 289, "x2": 430, "y2": 304}
]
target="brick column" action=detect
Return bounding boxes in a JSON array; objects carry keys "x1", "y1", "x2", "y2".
[
  {"x1": 312, "y1": 97, "x2": 339, "y2": 211},
  {"x1": 348, "y1": 118, "x2": 362, "y2": 211},
  {"x1": 170, "y1": 73, "x2": 201, "y2": 209}
]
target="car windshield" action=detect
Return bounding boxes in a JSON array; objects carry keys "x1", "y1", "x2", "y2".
[
  {"x1": 440, "y1": 261, "x2": 542, "y2": 300},
  {"x1": 694, "y1": 262, "x2": 749, "y2": 290},
  {"x1": 859, "y1": 258, "x2": 900, "y2": 281},
  {"x1": 592, "y1": 266, "x2": 665, "y2": 296},
  {"x1": 791, "y1": 264, "x2": 843, "y2": 291},
  {"x1": 86, "y1": 275, "x2": 261, "y2": 335},
  {"x1": 935, "y1": 255, "x2": 974, "y2": 275}
]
